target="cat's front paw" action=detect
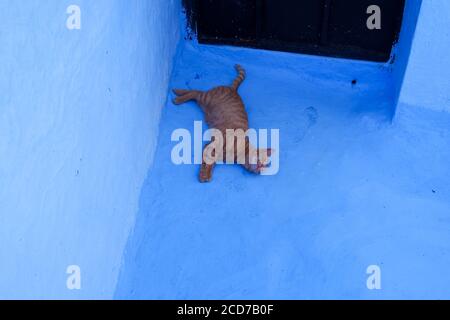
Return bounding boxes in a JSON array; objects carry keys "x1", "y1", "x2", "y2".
[
  {"x1": 199, "y1": 164, "x2": 213, "y2": 183},
  {"x1": 199, "y1": 175, "x2": 212, "y2": 183}
]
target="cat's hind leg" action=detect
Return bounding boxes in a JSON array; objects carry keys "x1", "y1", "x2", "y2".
[
  {"x1": 172, "y1": 89, "x2": 201, "y2": 105},
  {"x1": 173, "y1": 89, "x2": 191, "y2": 96}
]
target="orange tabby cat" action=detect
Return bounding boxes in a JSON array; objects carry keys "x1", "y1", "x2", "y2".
[{"x1": 173, "y1": 65, "x2": 272, "y2": 183}]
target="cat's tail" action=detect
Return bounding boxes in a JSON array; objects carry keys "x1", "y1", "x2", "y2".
[{"x1": 231, "y1": 64, "x2": 246, "y2": 90}]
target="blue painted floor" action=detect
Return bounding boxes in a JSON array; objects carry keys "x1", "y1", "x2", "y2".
[{"x1": 115, "y1": 42, "x2": 450, "y2": 299}]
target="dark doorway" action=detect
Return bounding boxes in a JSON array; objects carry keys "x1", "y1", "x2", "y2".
[{"x1": 184, "y1": 0, "x2": 406, "y2": 62}]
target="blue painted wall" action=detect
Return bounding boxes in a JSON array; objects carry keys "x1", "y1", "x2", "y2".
[
  {"x1": 397, "y1": 0, "x2": 450, "y2": 112},
  {"x1": 391, "y1": 0, "x2": 422, "y2": 109},
  {"x1": 0, "y1": 0, "x2": 181, "y2": 298}
]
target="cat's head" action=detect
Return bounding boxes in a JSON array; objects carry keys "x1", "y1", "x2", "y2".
[{"x1": 247, "y1": 148, "x2": 273, "y2": 174}]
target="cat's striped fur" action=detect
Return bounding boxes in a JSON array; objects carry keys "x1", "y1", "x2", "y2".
[{"x1": 173, "y1": 65, "x2": 272, "y2": 183}]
